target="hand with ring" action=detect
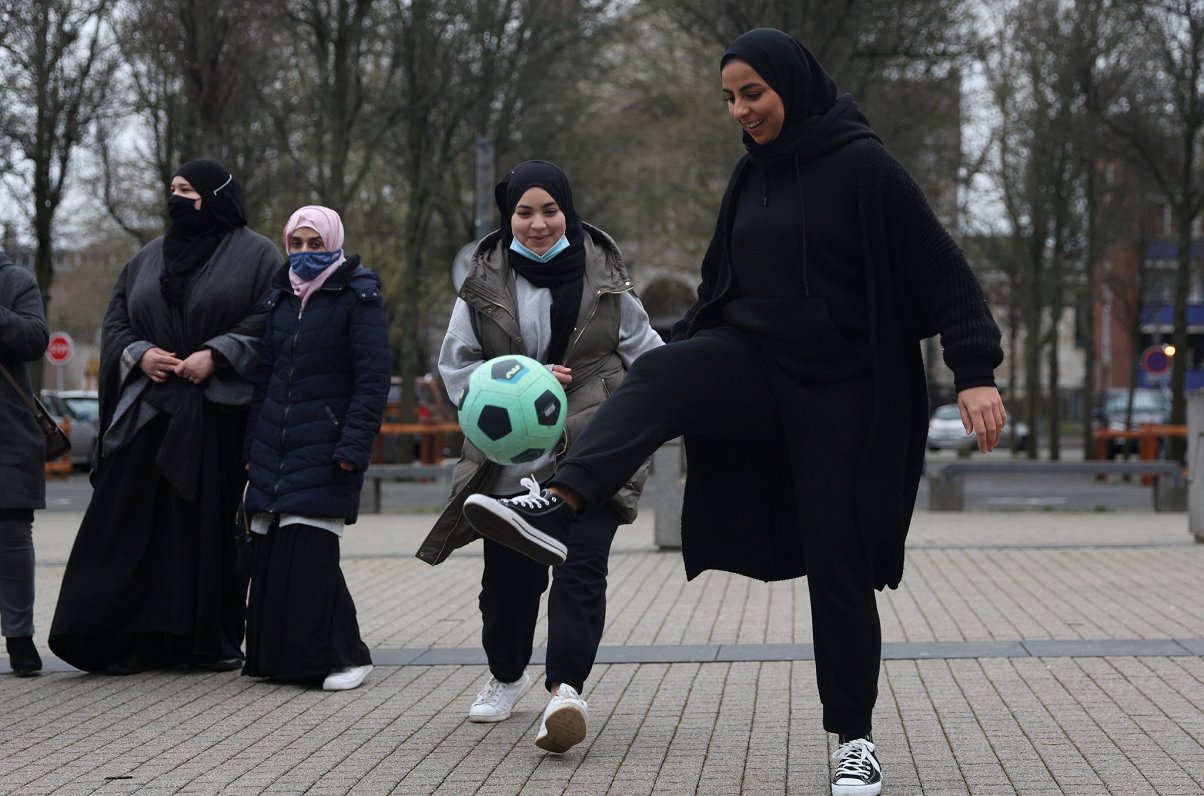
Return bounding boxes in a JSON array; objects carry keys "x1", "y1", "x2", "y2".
[
  {"x1": 140, "y1": 347, "x2": 182, "y2": 384},
  {"x1": 174, "y1": 349, "x2": 216, "y2": 386}
]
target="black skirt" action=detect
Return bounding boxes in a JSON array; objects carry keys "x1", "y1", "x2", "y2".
[
  {"x1": 242, "y1": 522, "x2": 370, "y2": 680},
  {"x1": 48, "y1": 408, "x2": 250, "y2": 672}
]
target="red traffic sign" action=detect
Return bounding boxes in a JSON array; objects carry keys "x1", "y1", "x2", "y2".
[
  {"x1": 1140, "y1": 345, "x2": 1171, "y2": 376},
  {"x1": 46, "y1": 331, "x2": 74, "y2": 365}
]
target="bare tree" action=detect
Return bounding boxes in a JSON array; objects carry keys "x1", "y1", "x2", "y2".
[
  {"x1": 256, "y1": 0, "x2": 409, "y2": 213},
  {"x1": 1087, "y1": 0, "x2": 1204, "y2": 461},
  {"x1": 0, "y1": 0, "x2": 116, "y2": 332},
  {"x1": 100, "y1": 0, "x2": 284, "y2": 238},
  {"x1": 369, "y1": 0, "x2": 619, "y2": 425},
  {"x1": 975, "y1": 0, "x2": 1132, "y2": 459},
  {"x1": 645, "y1": 1, "x2": 979, "y2": 196},
  {"x1": 645, "y1": 0, "x2": 975, "y2": 87}
]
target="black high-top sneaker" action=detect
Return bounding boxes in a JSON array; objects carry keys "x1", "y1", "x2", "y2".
[
  {"x1": 462, "y1": 477, "x2": 572, "y2": 565},
  {"x1": 831, "y1": 733, "x2": 882, "y2": 795}
]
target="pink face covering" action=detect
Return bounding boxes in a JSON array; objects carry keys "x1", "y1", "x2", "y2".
[{"x1": 283, "y1": 205, "x2": 348, "y2": 307}]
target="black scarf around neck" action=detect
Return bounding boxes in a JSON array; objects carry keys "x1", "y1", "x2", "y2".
[
  {"x1": 495, "y1": 160, "x2": 587, "y2": 364},
  {"x1": 507, "y1": 242, "x2": 586, "y2": 364}
]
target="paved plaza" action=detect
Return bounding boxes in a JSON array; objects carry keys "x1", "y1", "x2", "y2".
[{"x1": 2, "y1": 488, "x2": 1203, "y2": 794}]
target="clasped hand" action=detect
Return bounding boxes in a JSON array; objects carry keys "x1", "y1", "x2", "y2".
[{"x1": 140, "y1": 347, "x2": 214, "y2": 386}]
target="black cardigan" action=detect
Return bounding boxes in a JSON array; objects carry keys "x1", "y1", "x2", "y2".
[{"x1": 672, "y1": 138, "x2": 1003, "y2": 589}]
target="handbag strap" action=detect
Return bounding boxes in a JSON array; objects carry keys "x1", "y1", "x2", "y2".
[{"x1": 0, "y1": 360, "x2": 42, "y2": 415}]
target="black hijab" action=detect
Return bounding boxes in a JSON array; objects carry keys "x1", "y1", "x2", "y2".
[
  {"x1": 161, "y1": 159, "x2": 247, "y2": 304},
  {"x1": 494, "y1": 160, "x2": 587, "y2": 365},
  {"x1": 722, "y1": 28, "x2": 879, "y2": 163}
]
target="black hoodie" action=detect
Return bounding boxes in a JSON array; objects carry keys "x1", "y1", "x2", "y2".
[{"x1": 717, "y1": 28, "x2": 881, "y2": 381}]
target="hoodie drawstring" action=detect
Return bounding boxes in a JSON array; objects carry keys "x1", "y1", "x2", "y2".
[{"x1": 794, "y1": 154, "x2": 810, "y2": 297}]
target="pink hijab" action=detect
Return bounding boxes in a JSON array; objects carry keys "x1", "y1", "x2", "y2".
[{"x1": 283, "y1": 205, "x2": 348, "y2": 307}]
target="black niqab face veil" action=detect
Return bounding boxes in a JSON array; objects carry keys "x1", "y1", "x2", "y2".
[
  {"x1": 493, "y1": 160, "x2": 587, "y2": 365},
  {"x1": 161, "y1": 159, "x2": 248, "y2": 304}
]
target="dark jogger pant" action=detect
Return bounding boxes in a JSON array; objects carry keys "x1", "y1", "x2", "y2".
[
  {"x1": 480, "y1": 502, "x2": 620, "y2": 694},
  {"x1": 0, "y1": 509, "x2": 35, "y2": 639},
  {"x1": 550, "y1": 328, "x2": 881, "y2": 737}
]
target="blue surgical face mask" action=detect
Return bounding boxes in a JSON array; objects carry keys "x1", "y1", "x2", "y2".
[
  {"x1": 289, "y1": 249, "x2": 341, "y2": 280},
  {"x1": 509, "y1": 234, "x2": 570, "y2": 264}
]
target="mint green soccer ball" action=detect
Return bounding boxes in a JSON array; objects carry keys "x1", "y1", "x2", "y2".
[{"x1": 458, "y1": 355, "x2": 567, "y2": 465}]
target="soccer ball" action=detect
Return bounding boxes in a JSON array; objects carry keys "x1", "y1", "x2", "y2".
[{"x1": 458, "y1": 355, "x2": 567, "y2": 465}]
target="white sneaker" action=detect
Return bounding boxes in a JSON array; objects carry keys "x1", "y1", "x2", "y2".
[
  {"x1": 468, "y1": 670, "x2": 533, "y2": 723},
  {"x1": 322, "y1": 664, "x2": 373, "y2": 691},
  {"x1": 534, "y1": 684, "x2": 588, "y2": 753},
  {"x1": 831, "y1": 735, "x2": 882, "y2": 795}
]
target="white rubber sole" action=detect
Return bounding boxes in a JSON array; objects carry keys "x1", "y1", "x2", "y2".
[
  {"x1": 535, "y1": 701, "x2": 587, "y2": 753},
  {"x1": 462, "y1": 496, "x2": 567, "y2": 566}
]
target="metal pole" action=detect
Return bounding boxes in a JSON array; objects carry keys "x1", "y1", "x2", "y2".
[{"x1": 474, "y1": 137, "x2": 495, "y2": 241}]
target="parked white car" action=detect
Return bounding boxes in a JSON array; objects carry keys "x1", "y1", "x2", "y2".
[
  {"x1": 41, "y1": 389, "x2": 99, "y2": 468},
  {"x1": 927, "y1": 403, "x2": 1029, "y2": 453}
]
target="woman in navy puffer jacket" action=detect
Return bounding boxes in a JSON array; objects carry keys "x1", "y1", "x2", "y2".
[{"x1": 242, "y1": 205, "x2": 389, "y2": 691}]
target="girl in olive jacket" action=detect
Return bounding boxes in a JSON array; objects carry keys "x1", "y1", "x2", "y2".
[{"x1": 419, "y1": 161, "x2": 662, "y2": 753}]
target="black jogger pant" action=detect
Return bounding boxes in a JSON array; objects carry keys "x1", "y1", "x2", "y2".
[
  {"x1": 479, "y1": 502, "x2": 620, "y2": 694},
  {"x1": 550, "y1": 328, "x2": 881, "y2": 737}
]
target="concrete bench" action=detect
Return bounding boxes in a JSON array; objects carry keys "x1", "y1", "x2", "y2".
[
  {"x1": 927, "y1": 460, "x2": 1187, "y2": 512},
  {"x1": 360, "y1": 462, "x2": 454, "y2": 513}
]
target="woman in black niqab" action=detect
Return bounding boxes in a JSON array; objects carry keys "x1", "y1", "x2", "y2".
[{"x1": 50, "y1": 159, "x2": 281, "y2": 675}]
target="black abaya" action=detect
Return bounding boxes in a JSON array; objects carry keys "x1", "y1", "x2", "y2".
[
  {"x1": 49, "y1": 408, "x2": 249, "y2": 672},
  {"x1": 242, "y1": 522, "x2": 370, "y2": 680}
]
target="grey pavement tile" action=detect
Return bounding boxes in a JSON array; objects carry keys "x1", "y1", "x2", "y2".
[
  {"x1": 1023, "y1": 638, "x2": 1194, "y2": 657},
  {"x1": 9, "y1": 509, "x2": 1204, "y2": 794},
  {"x1": 884, "y1": 640, "x2": 1029, "y2": 659},
  {"x1": 715, "y1": 643, "x2": 811, "y2": 661},
  {"x1": 593, "y1": 644, "x2": 717, "y2": 663},
  {"x1": 1175, "y1": 637, "x2": 1204, "y2": 655}
]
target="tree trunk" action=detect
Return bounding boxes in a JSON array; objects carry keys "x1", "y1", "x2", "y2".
[
  {"x1": 1082, "y1": 163, "x2": 1098, "y2": 458},
  {"x1": 1048, "y1": 307, "x2": 1061, "y2": 461},
  {"x1": 1168, "y1": 205, "x2": 1192, "y2": 462}
]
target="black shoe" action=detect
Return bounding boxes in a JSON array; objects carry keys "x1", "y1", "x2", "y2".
[
  {"x1": 831, "y1": 734, "x2": 881, "y2": 795},
  {"x1": 184, "y1": 656, "x2": 243, "y2": 672},
  {"x1": 6, "y1": 636, "x2": 42, "y2": 677},
  {"x1": 103, "y1": 643, "x2": 165, "y2": 675},
  {"x1": 462, "y1": 477, "x2": 572, "y2": 565}
]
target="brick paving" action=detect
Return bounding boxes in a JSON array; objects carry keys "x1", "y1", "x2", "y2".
[{"x1": 2, "y1": 505, "x2": 1203, "y2": 795}]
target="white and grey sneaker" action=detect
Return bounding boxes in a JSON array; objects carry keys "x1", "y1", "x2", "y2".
[
  {"x1": 468, "y1": 670, "x2": 534, "y2": 723},
  {"x1": 322, "y1": 664, "x2": 373, "y2": 691},
  {"x1": 831, "y1": 735, "x2": 882, "y2": 795},
  {"x1": 534, "y1": 684, "x2": 588, "y2": 753},
  {"x1": 463, "y1": 477, "x2": 572, "y2": 566}
]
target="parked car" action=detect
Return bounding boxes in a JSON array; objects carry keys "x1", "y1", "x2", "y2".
[
  {"x1": 1093, "y1": 387, "x2": 1172, "y2": 458},
  {"x1": 41, "y1": 389, "x2": 100, "y2": 469},
  {"x1": 927, "y1": 403, "x2": 1029, "y2": 454}
]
